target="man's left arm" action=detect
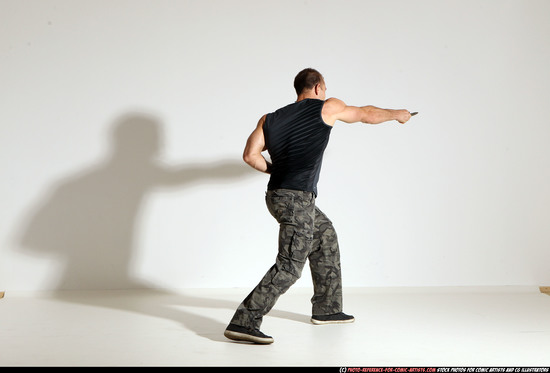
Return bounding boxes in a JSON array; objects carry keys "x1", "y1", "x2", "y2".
[{"x1": 243, "y1": 115, "x2": 272, "y2": 174}]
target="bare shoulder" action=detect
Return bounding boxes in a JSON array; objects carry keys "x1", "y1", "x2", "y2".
[
  {"x1": 323, "y1": 97, "x2": 346, "y2": 113},
  {"x1": 257, "y1": 114, "x2": 266, "y2": 128},
  {"x1": 322, "y1": 97, "x2": 347, "y2": 126},
  {"x1": 247, "y1": 114, "x2": 265, "y2": 134}
]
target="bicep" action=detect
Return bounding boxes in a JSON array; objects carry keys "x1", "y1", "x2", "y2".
[
  {"x1": 323, "y1": 98, "x2": 364, "y2": 125},
  {"x1": 336, "y1": 106, "x2": 365, "y2": 124},
  {"x1": 244, "y1": 115, "x2": 267, "y2": 156}
]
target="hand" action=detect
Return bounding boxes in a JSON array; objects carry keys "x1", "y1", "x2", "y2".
[{"x1": 396, "y1": 110, "x2": 412, "y2": 124}]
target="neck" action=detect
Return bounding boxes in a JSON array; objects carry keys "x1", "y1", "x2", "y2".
[{"x1": 296, "y1": 92, "x2": 318, "y2": 102}]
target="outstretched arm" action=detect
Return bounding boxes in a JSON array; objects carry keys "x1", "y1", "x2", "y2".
[
  {"x1": 243, "y1": 115, "x2": 272, "y2": 174},
  {"x1": 322, "y1": 97, "x2": 412, "y2": 126}
]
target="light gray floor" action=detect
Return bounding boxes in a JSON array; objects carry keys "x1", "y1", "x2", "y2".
[{"x1": 1, "y1": 287, "x2": 550, "y2": 366}]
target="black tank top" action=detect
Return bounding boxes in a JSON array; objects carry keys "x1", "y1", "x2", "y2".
[{"x1": 264, "y1": 99, "x2": 332, "y2": 196}]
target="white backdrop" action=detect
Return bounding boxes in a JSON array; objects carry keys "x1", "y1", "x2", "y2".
[{"x1": 1, "y1": 0, "x2": 549, "y2": 291}]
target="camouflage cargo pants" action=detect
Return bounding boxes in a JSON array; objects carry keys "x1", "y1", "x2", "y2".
[{"x1": 230, "y1": 189, "x2": 343, "y2": 330}]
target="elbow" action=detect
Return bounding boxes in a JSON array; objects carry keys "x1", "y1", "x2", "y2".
[
  {"x1": 361, "y1": 106, "x2": 375, "y2": 124},
  {"x1": 242, "y1": 152, "x2": 254, "y2": 167},
  {"x1": 362, "y1": 106, "x2": 382, "y2": 124}
]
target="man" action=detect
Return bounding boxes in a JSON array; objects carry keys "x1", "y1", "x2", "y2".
[{"x1": 224, "y1": 68, "x2": 412, "y2": 344}]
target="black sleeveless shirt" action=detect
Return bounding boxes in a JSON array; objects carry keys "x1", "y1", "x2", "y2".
[{"x1": 263, "y1": 99, "x2": 332, "y2": 196}]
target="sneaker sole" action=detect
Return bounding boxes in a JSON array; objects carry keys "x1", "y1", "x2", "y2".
[
  {"x1": 224, "y1": 330, "x2": 274, "y2": 344},
  {"x1": 310, "y1": 317, "x2": 355, "y2": 325}
]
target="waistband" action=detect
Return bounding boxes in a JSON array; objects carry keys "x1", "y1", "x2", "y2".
[{"x1": 266, "y1": 188, "x2": 316, "y2": 200}]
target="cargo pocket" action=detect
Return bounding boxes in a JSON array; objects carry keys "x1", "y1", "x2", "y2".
[
  {"x1": 277, "y1": 227, "x2": 312, "y2": 278},
  {"x1": 266, "y1": 194, "x2": 295, "y2": 224}
]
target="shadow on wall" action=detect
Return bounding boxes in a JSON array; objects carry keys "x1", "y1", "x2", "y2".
[
  {"x1": 18, "y1": 112, "x2": 252, "y2": 290},
  {"x1": 16, "y1": 112, "x2": 307, "y2": 342}
]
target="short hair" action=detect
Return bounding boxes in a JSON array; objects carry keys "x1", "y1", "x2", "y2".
[{"x1": 293, "y1": 68, "x2": 324, "y2": 95}]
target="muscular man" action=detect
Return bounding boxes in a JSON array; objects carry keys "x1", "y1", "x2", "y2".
[{"x1": 224, "y1": 68, "x2": 412, "y2": 344}]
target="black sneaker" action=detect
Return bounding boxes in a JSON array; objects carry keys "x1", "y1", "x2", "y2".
[
  {"x1": 311, "y1": 312, "x2": 355, "y2": 325},
  {"x1": 224, "y1": 323, "x2": 274, "y2": 344}
]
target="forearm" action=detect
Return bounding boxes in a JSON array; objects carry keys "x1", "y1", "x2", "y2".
[
  {"x1": 361, "y1": 106, "x2": 408, "y2": 124},
  {"x1": 243, "y1": 153, "x2": 272, "y2": 174}
]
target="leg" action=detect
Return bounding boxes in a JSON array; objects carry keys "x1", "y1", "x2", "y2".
[
  {"x1": 308, "y1": 207, "x2": 354, "y2": 324},
  {"x1": 309, "y1": 206, "x2": 343, "y2": 316},
  {"x1": 228, "y1": 190, "x2": 315, "y2": 332}
]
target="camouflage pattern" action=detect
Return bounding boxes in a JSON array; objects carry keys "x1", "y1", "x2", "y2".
[{"x1": 230, "y1": 189, "x2": 343, "y2": 330}]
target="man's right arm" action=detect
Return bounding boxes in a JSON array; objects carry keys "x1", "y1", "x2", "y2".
[
  {"x1": 242, "y1": 115, "x2": 272, "y2": 174},
  {"x1": 322, "y1": 97, "x2": 412, "y2": 126}
]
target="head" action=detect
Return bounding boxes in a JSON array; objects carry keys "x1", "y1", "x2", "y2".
[
  {"x1": 294, "y1": 68, "x2": 326, "y2": 100},
  {"x1": 111, "y1": 113, "x2": 163, "y2": 161}
]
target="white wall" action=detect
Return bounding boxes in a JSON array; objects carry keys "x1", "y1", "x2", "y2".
[{"x1": 2, "y1": 0, "x2": 549, "y2": 291}]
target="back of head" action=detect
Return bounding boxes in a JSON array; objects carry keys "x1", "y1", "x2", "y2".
[
  {"x1": 111, "y1": 113, "x2": 162, "y2": 160},
  {"x1": 294, "y1": 68, "x2": 323, "y2": 96}
]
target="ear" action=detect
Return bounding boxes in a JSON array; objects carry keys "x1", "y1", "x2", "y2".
[{"x1": 314, "y1": 83, "x2": 322, "y2": 95}]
